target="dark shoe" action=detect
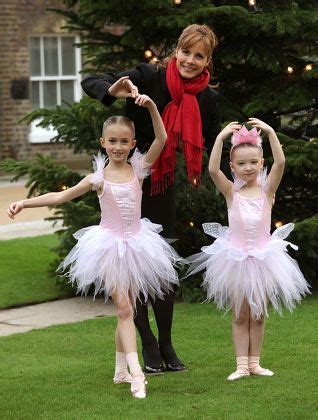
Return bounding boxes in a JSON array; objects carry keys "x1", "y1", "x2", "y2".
[
  {"x1": 144, "y1": 364, "x2": 165, "y2": 375},
  {"x1": 159, "y1": 343, "x2": 187, "y2": 373},
  {"x1": 142, "y1": 348, "x2": 165, "y2": 375},
  {"x1": 165, "y1": 362, "x2": 188, "y2": 372}
]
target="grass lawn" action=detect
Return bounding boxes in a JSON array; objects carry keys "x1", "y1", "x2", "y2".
[
  {"x1": 0, "y1": 235, "x2": 72, "y2": 309},
  {"x1": 0, "y1": 298, "x2": 317, "y2": 419}
]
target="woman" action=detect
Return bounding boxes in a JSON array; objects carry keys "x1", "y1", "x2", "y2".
[{"x1": 81, "y1": 24, "x2": 221, "y2": 374}]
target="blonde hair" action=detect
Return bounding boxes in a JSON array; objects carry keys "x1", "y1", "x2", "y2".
[
  {"x1": 102, "y1": 116, "x2": 135, "y2": 138},
  {"x1": 162, "y1": 24, "x2": 218, "y2": 74}
]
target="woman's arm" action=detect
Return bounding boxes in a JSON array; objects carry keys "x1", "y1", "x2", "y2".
[
  {"x1": 7, "y1": 177, "x2": 92, "y2": 219},
  {"x1": 81, "y1": 65, "x2": 156, "y2": 106},
  {"x1": 209, "y1": 122, "x2": 241, "y2": 198},
  {"x1": 248, "y1": 118, "x2": 285, "y2": 195}
]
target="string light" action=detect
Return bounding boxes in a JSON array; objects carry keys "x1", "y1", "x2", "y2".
[
  {"x1": 248, "y1": 0, "x2": 261, "y2": 12},
  {"x1": 192, "y1": 178, "x2": 198, "y2": 186},
  {"x1": 275, "y1": 221, "x2": 283, "y2": 228},
  {"x1": 287, "y1": 66, "x2": 294, "y2": 74},
  {"x1": 144, "y1": 49, "x2": 153, "y2": 59},
  {"x1": 305, "y1": 63, "x2": 313, "y2": 71},
  {"x1": 61, "y1": 185, "x2": 69, "y2": 191},
  {"x1": 150, "y1": 57, "x2": 159, "y2": 64},
  {"x1": 175, "y1": 0, "x2": 182, "y2": 5},
  {"x1": 189, "y1": 221, "x2": 194, "y2": 227}
]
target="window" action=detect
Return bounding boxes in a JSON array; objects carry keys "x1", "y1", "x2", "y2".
[{"x1": 29, "y1": 35, "x2": 82, "y2": 143}]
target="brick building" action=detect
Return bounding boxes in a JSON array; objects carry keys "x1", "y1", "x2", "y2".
[{"x1": 0, "y1": 0, "x2": 88, "y2": 167}]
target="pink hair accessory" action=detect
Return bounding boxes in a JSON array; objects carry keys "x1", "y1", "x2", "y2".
[{"x1": 231, "y1": 126, "x2": 262, "y2": 147}]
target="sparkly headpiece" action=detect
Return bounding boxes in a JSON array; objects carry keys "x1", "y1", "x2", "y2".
[{"x1": 230, "y1": 126, "x2": 262, "y2": 158}]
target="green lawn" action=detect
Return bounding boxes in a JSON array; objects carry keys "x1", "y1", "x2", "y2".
[
  {"x1": 0, "y1": 235, "x2": 72, "y2": 308},
  {"x1": 1, "y1": 299, "x2": 317, "y2": 419}
]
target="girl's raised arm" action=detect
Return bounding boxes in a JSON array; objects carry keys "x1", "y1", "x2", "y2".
[
  {"x1": 248, "y1": 118, "x2": 285, "y2": 195},
  {"x1": 7, "y1": 176, "x2": 92, "y2": 219},
  {"x1": 134, "y1": 94, "x2": 167, "y2": 167},
  {"x1": 209, "y1": 122, "x2": 241, "y2": 198}
]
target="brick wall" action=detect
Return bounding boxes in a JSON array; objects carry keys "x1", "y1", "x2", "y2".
[{"x1": 0, "y1": 0, "x2": 89, "y2": 167}]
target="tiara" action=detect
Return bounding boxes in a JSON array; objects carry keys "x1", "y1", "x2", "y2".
[{"x1": 231, "y1": 126, "x2": 262, "y2": 147}]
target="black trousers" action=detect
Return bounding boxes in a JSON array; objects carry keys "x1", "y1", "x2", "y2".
[{"x1": 134, "y1": 177, "x2": 179, "y2": 362}]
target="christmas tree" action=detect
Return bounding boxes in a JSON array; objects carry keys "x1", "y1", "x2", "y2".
[{"x1": 2, "y1": 0, "x2": 317, "y2": 294}]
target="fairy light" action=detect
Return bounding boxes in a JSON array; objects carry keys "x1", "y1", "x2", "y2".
[
  {"x1": 192, "y1": 178, "x2": 198, "y2": 186},
  {"x1": 287, "y1": 66, "x2": 294, "y2": 74},
  {"x1": 275, "y1": 221, "x2": 283, "y2": 228},
  {"x1": 189, "y1": 221, "x2": 194, "y2": 227},
  {"x1": 144, "y1": 49, "x2": 153, "y2": 59},
  {"x1": 248, "y1": 0, "x2": 261, "y2": 12},
  {"x1": 150, "y1": 57, "x2": 159, "y2": 64},
  {"x1": 305, "y1": 64, "x2": 313, "y2": 71},
  {"x1": 175, "y1": 0, "x2": 182, "y2": 5}
]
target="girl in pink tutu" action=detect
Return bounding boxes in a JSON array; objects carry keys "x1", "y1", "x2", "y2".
[
  {"x1": 187, "y1": 118, "x2": 310, "y2": 381},
  {"x1": 7, "y1": 92, "x2": 182, "y2": 399}
]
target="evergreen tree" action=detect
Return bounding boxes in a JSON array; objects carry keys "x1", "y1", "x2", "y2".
[{"x1": 2, "y1": 0, "x2": 317, "y2": 294}]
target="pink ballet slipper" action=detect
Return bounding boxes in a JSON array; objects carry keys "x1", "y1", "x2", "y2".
[
  {"x1": 113, "y1": 370, "x2": 133, "y2": 384},
  {"x1": 227, "y1": 368, "x2": 250, "y2": 381},
  {"x1": 131, "y1": 372, "x2": 147, "y2": 399},
  {"x1": 249, "y1": 366, "x2": 274, "y2": 376}
]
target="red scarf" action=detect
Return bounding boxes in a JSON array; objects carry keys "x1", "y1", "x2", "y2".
[{"x1": 151, "y1": 58, "x2": 210, "y2": 195}]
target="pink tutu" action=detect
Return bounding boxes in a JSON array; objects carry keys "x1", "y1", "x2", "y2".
[
  {"x1": 188, "y1": 222, "x2": 310, "y2": 319},
  {"x1": 58, "y1": 218, "x2": 181, "y2": 304}
]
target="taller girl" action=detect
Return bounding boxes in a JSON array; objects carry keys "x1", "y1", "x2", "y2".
[{"x1": 82, "y1": 24, "x2": 220, "y2": 373}]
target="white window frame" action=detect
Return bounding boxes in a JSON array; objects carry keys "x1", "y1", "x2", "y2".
[{"x1": 29, "y1": 35, "x2": 82, "y2": 144}]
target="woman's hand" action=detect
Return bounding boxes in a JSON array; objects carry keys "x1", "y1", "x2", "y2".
[
  {"x1": 134, "y1": 94, "x2": 156, "y2": 109},
  {"x1": 216, "y1": 122, "x2": 241, "y2": 142},
  {"x1": 248, "y1": 118, "x2": 274, "y2": 135},
  {"x1": 7, "y1": 201, "x2": 24, "y2": 219},
  {"x1": 108, "y1": 76, "x2": 138, "y2": 99}
]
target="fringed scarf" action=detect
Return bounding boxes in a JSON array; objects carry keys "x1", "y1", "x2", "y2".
[{"x1": 151, "y1": 58, "x2": 210, "y2": 195}]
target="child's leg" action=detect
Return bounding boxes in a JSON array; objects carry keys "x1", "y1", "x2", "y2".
[
  {"x1": 112, "y1": 291, "x2": 147, "y2": 398},
  {"x1": 228, "y1": 299, "x2": 250, "y2": 380},
  {"x1": 248, "y1": 316, "x2": 273, "y2": 376},
  {"x1": 113, "y1": 328, "x2": 132, "y2": 384}
]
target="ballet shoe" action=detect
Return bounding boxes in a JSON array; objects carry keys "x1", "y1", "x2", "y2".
[
  {"x1": 131, "y1": 372, "x2": 147, "y2": 399},
  {"x1": 113, "y1": 370, "x2": 132, "y2": 384},
  {"x1": 249, "y1": 366, "x2": 274, "y2": 376},
  {"x1": 227, "y1": 369, "x2": 250, "y2": 381}
]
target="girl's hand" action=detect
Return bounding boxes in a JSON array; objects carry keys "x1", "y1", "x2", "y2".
[
  {"x1": 7, "y1": 201, "x2": 24, "y2": 219},
  {"x1": 248, "y1": 118, "x2": 274, "y2": 135},
  {"x1": 216, "y1": 122, "x2": 241, "y2": 142},
  {"x1": 108, "y1": 76, "x2": 138, "y2": 99},
  {"x1": 134, "y1": 94, "x2": 156, "y2": 109}
]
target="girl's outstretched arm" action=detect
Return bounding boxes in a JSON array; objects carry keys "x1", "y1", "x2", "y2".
[
  {"x1": 134, "y1": 94, "x2": 167, "y2": 166},
  {"x1": 209, "y1": 122, "x2": 241, "y2": 198},
  {"x1": 248, "y1": 118, "x2": 285, "y2": 195},
  {"x1": 7, "y1": 177, "x2": 92, "y2": 219}
]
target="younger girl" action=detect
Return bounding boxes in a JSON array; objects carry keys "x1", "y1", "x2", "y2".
[
  {"x1": 7, "y1": 94, "x2": 182, "y2": 399},
  {"x1": 187, "y1": 118, "x2": 310, "y2": 380}
]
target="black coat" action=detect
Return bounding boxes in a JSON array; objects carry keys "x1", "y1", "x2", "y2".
[{"x1": 81, "y1": 63, "x2": 221, "y2": 236}]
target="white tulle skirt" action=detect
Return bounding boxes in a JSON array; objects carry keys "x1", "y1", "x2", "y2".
[
  {"x1": 58, "y1": 219, "x2": 181, "y2": 305},
  {"x1": 187, "y1": 223, "x2": 310, "y2": 319}
]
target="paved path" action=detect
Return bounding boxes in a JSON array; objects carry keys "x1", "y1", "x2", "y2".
[
  {"x1": 0, "y1": 178, "x2": 117, "y2": 337},
  {"x1": 0, "y1": 297, "x2": 116, "y2": 337}
]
